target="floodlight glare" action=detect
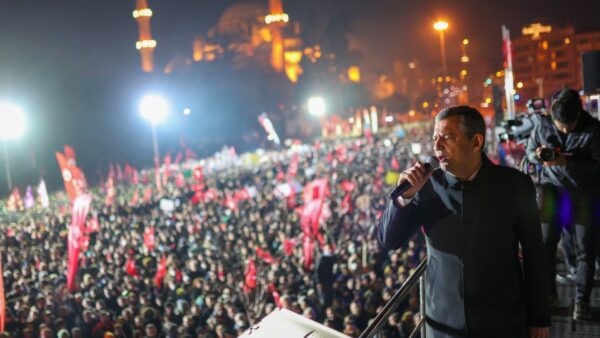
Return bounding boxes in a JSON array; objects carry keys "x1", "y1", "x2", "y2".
[
  {"x1": 308, "y1": 97, "x2": 326, "y2": 116},
  {"x1": 140, "y1": 95, "x2": 169, "y2": 124},
  {"x1": 0, "y1": 102, "x2": 26, "y2": 139}
]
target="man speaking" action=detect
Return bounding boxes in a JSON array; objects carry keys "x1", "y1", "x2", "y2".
[{"x1": 379, "y1": 106, "x2": 550, "y2": 338}]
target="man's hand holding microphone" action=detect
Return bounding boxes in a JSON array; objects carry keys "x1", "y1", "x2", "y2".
[{"x1": 390, "y1": 156, "x2": 439, "y2": 205}]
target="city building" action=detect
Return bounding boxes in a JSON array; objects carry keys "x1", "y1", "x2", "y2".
[
  {"x1": 190, "y1": 0, "x2": 304, "y2": 83},
  {"x1": 512, "y1": 23, "x2": 600, "y2": 101}
]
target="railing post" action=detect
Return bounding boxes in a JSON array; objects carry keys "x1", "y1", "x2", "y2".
[
  {"x1": 358, "y1": 259, "x2": 427, "y2": 338},
  {"x1": 419, "y1": 275, "x2": 426, "y2": 338}
]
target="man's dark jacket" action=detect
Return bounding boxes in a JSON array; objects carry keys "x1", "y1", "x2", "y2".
[
  {"x1": 526, "y1": 111, "x2": 600, "y2": 197},
  {"x1": 378, "y1": 154, "x2": 550, "y2": 338}
]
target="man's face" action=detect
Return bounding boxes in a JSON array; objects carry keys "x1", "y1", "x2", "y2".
[
  {"x1": 553, "y1": 118, "x2": 577, "y2": 134},
  {"x1": 433, "y1": 116, "x2": 480, "y2": 174}
]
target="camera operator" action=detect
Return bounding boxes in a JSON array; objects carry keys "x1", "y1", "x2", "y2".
[{"x1": 525, "y1": 88, "x2": 600, "y2": 321}]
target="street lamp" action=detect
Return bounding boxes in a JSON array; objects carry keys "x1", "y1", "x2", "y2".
[
  {"x1": 139, "y1": 95, "x2": 168, "y2": 168},
  {"x1": 308, "y1": 97, "x2": 326, "y2": 116},
  {"x1": 433, "y1": 20, "x2": 449, "y2": 78},
  {"x1": 0, "y1": 102, "x2": 26, "y2": 191}
]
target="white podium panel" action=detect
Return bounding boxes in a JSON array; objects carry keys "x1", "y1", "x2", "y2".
[{"x1": 238, "y1": 308, "x2": 351, "y2": 338}]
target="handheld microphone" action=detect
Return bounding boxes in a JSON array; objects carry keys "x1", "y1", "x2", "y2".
[{"x1": 389, "y1": 156, "x2": 440, "y2": 200}]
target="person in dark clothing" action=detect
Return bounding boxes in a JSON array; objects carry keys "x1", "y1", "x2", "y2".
[
  {"x1": 526, "y1": 88, "x2": 600, "y2": 321},
  {"x1": 379, "y1": 106, "x2": 550, "y2": 338}
]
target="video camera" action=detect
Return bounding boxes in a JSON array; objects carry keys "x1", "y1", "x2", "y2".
[{"x1": 497, "y1": 98, "x2": 546, "y2": 144}]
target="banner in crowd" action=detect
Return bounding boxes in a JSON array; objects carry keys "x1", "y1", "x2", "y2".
[
  {"x1": 144, "y1": 226, "x2": 155, "y2": 252},
  {"x1": 6, "y1": 188, "x2": 22, "y2": 212},
  {"x1": 385, "y1": 171, "x2": 401, "y2": 186},
  {"x1": 37, "y1": 179, "x2": 50, "y2": 208},
  {"x1": 129, "y1": 189, "x2": 139, "y2": 206},
  {"x1": 24, "y1": 186, "x2": 35, "y2": 209},
  {"x1": 67, "y1": 194, "x2": 92, "y2": 292},
  {"x1": 64, "y1": 145, "x2": 76, "y2": 166},
  {"x1": 154, "y1": 256, "x2": 167, "y2": 289},
  {"x1": 56, "y1": 147, "x2": 87, "y2": 204},
  {"x1": 243, "y1": 258, "x2": 257, "y2": 293}
]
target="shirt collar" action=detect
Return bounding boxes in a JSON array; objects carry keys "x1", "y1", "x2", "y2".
[{"x1": 444, "y1": 154, "x2": 486, "y2": 190}]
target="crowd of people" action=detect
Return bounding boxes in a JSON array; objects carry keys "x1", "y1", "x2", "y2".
[{"x1": 0, "y1": 122, "x2": 435, "y2": 338}]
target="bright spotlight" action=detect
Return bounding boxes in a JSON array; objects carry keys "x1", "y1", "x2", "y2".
[
  {"x1": 0, "y1": 102, "x2": 26, "y2": 139},
  {"x1": 139, "y1": 95, "x2": 169, "y2": 124},
  {"x1": 183, "y1": 108, "x2": 191, "y2": 115},
  {"x1": 308, "y1": 97, "x2": 326, "y2": 116}
]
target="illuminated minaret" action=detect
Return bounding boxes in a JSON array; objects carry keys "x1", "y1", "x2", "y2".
[
  {"x1": 265, "y1": 0, "x2": 288, "y2": 73},
  {"x1": 133, "y1": 0, "x2": 156, "y2": 73}
]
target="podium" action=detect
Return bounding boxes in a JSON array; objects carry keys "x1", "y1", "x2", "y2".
[{"x1": 238, "y1": 308, "x2": 351, "y2": 338}]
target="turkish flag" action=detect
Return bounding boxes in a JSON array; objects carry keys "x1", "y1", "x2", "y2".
[
  {"x1": 256, "y1": 248, "x2": 274, "y2": 264},
  {"x1": 302, "y1": 235, "x2": 315, "y2": 270},
  {"x1": 105, "y1": 177, "x2": 115, "y2": 206},
  {"x1": 175, "y1": 173, "x2": 185, "y2": 187},
  {"x1": 125, "y1": 256, "x2": 138, "y2": 277},
  {"x1": 341, "y1": 194, "x2": 352, "y2": 214},
  {"x1": 302, "y1": 178, "x2": 329, "y2": 204},
  {"x1": 283, "y1": 239, "x2": 296, "y2": 256},
  {"x1": 132, "y1": 168, "x2": 139, "y2": 185},
  {"x1": 67, "y1": 194, "x2": 92, "y2": 292},
  {"x1": 391, "y1": 157, "x2": 401, "y2": 171},
  {"x1": 268, "y1": 283, "x2": 282, "y2": 308},
  {"x1": 154, "y1": 256, "x2": 167, "y2": 289},
  {"x1": 244, "y1": 259, "x2": 257, "y2": 293},
  {"x1": 64, "y1": 145, "x2": 77, "y2": 166},
  {"x1": 130, "y1": 189, "x2": 139, "y2": 206},
  {"x1": 340, "y1": 180, "x2": 356, "y2": 193},
  {"x1": 143, "y1": 186, "x2": 152, "y2": 204},
  {"x1": 56, "y1": 152, "x2": 77, "y2": 203},
  {"x1": 224, "y1": 197, "x2": 237, "y2": 210},
  {"x1": 144, "y1": 226, "x2": 155, "y2": 252},
  {"x1": 193, "y1": 166, "x2": 204, "y2": 183},
  {"x1": 287, "y1": 153, "x2": 299, "y2": 177},
  {"x1": 234, "y1": 188, "x2": 250, "y2": 202},
  {"x1": 56, "y1": 150, "x2": 88, "y2": 204}
]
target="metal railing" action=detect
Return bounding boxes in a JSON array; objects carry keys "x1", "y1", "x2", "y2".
[{"x1": 359, "y1": 258, "x2": 427, "y2": 338}]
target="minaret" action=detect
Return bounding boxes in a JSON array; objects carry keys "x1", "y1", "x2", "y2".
[
  {"x1": 133, "y1": 0, "x2": 156, "y2": 72},
  {"x1": 266, "y1": 0, "x2": 288, "y2": 73}
]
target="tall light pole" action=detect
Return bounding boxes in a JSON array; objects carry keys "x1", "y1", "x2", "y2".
[
  {"x1": 139, "y1": 95, "x2": 168, "y2": 168},
  {"x1": 433, "y1": 20, "x2": 449, "y2": 78},
  {"x1": 0, "y1": 102, "x2": 26, "y2": 191}
]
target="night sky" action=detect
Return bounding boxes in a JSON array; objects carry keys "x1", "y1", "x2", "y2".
[{"x1": 0, "y1": 0, "x2": 598, "y2": 193}]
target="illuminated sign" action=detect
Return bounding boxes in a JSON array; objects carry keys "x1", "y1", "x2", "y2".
[
  {"x1": 136, "y1": 40, "x2": 157, "y2": 50},
  {"x1": 522, "y1": 23, "x2": 552, "y2": 39},
  {"x1": 133, "y1": 8, "x2": 153, "y2": 19},
  {"x1": 265, "y1": 13, "x2": 289, "y2": 24}
]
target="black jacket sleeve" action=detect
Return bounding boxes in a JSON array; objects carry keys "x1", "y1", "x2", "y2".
[
  {"x1": 378, "y1": 196, "x2": 422, "y2": 250},
  {"x1": 526, "y1": 123, "x2": 543, "y2": 165},
  {"x1": 565, "y1": 128, "x2": 600, "y2": 184},
  {"x1": 516, "y1": 175, "x2": 551, "y2": 327}
]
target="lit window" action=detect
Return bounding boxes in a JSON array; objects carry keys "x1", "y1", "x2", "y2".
[{"x1": 133, "y1": 8, "x2": 153, "y2": 19}]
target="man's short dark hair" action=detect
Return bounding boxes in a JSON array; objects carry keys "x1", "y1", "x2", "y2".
[
  {"x1": 550, "y1": 88, "x2": 581, "y2": 124},
  {"x1": 435, "y1": 106, "x2": 486, "y2": 148}
]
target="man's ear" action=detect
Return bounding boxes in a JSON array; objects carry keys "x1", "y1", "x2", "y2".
[{"x1": 472, "y1": 133, "x2": 484, "y2": 152}]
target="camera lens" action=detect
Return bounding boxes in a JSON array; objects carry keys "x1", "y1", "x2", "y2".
[{"x1": 539, "y1": 148, "x2": 557, "y2": 161}]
